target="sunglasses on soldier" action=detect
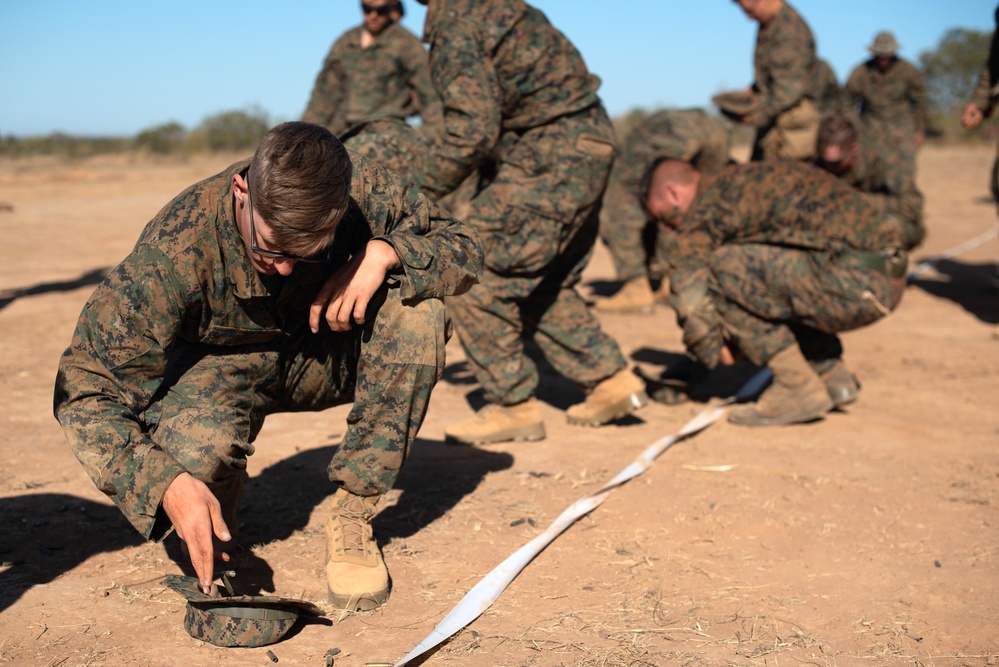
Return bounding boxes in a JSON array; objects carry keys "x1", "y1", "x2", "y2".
[
  {"x1": 246, "y1": 176, "x2": 333, "y2": 264},
  {"x1": 361, "y1": 3, "x2": 394, "y2": 16}
]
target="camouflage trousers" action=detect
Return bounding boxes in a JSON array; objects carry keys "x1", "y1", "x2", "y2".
[
  {"x1": 447, "y1": 104, "x2": 627, "y2": 406},
  {"x1": 692, "y1": 243, "x2": 906, "y2": 367},
  {"x1": 143, "y1": 286, "x2": 446, "y2": 512}
]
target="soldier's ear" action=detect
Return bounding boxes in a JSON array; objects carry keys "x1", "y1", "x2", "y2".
[{"x1": 232, "y1": 173, "x2": 248, "y2": 205}]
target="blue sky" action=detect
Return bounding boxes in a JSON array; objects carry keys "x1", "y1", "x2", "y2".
[{"x1": 1, "y1": 1, "x2": 994, "y2": 137}]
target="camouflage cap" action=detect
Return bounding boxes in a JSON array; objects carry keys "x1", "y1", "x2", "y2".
[
  {"x1": 712, "y1": 91, "x2": 760, "y2": 121},
  {"x1": 868, "y1": 31, "x2": 899, "y2": 56},
  {"x1": 163, "y1": 575, "x2": 326, "y2": 648}
]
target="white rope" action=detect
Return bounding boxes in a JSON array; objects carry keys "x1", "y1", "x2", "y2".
[
  {"x1": 907, "y1": 225, "x2": 998, "y2": 282},
  {"x1": 392, "y1": 368, "x2": 773, "y2": 666}
]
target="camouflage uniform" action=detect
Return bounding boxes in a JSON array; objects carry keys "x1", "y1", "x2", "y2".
[
  {"x1": 417, "y1": 0, "x2": 627, "y2": 406},
  {"x1": 967, "y1": 4, "x2": 999, "y2": 206},
  {"x1": 845, "y1": 56, "x2": 930, "y2": 165},
  {"x1": 599, "y1": 109, "x2": 731, "y2": 283},
  {"x1": 302, "y1": 22, "x2": 442, "y2": 138},
  {"x1": 747, "y1": 2, "x2": 820, "y2": 161},
  {"x1": 664, "y1": 161, "x2": 906, "y2": 371},
  {"x1": 813, "y1": 58, "x2": 845, "y2": 117},
  {"x1": 53, "y1": 152, "x2": 481, "y2": 540},
  {"x1": 818, "y1": 131, "x2": 926, "y2": 250}
]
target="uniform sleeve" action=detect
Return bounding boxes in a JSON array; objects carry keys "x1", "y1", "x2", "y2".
[
  {"x1": 750, "y1": 18, "x2": 814, "y2": 128},
  {"x1": 664, "y1": 183, "x2": 748, "y2": 366},
  {"x1": 350, "y1": 151, "x2": 483, "y2": 300},
  {"x1": 419, "y1": 19, "x2": 504, "y2": 199},
  {"x1": 399, "y1": 35, "x2": 443, "y2": 133},
  {"x1": 53, "y1": 250, "x2": 192, "y2": 539},
  {"x1": 302, "y1": 37, "x2": 348, "y2": 135}
]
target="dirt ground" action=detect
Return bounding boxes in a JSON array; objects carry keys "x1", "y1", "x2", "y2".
[{"x1": 0, "y1": 144, "x2": 997, "y2": 667}]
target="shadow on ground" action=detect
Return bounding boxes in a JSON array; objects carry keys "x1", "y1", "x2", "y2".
[
  {"x1": 0, "y1": 268, "x2": 109, "y2": 311},
  {"x1": 164, "y1": 440, "x2": 513, "y2": 594},
  {"x1": 0, "y1": 492, "x2": 144, "y2": 613},
  {"x1": 908, "y1": 257, "x2": 999, "y2": 325},
  {"x1": 0, "y1": 440, "x2": 513, "y2": 607}
]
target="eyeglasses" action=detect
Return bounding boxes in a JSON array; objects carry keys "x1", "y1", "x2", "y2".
[
  {"x1": 361, "y1": 3, "x2": 394, "y2": 16},
  {"x1": 246, "y1": 177, "x2": 333, "y2": 264}
]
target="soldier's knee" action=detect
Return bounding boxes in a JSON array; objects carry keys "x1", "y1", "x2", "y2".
[
  {"x1": 375, "y1": 293, "x2": 448, "y2": 370},
  {"x1": 153, "y1": 408, "x2": 251, "y2": 483}
]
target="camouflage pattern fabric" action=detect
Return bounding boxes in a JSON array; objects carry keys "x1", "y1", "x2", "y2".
[
  {"x1": 845, "y1": 57, "x2": 930, "y2": 163},
  {"x1": 53, "y1": 151, "x2": 482, "y2": 540},
  {"x1": 446, "y1": 105, "x2": 626, "y2": 404},
  {"x1": 599, "y1": 109, "x2": 731, "y2": 283},
  {"x1": 747, "y1": 2, "x2": 820, "y2": 160},
  {"x1": 164, "y1": 574, "x2": 324, "y2": 648},
  {"x1": 819, "y1": 131, "x2": 926, "y2": 249},
  {"x1": 813, "y1": 58, "x2": 845, "y2": 117},
  {"x1": 302, "y1": 22, "x2": 442, "y2": 138},
  {"x1": 663, "y1": 161, "x2": 906, "y2": 369},
  {"x1": 411, "y1": 0, "x2": 625, "y2": 405},
  {"x1": 968, "y1": 4, "x2": 999, "y2": 206},
  {"x1": 416, "y1": 0, "x2": 604, "y2": 200}
]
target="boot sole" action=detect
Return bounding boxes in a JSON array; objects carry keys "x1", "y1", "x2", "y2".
[
  {"x1": 566, "y1": 391, "x2": 648, "y2": 427},
  {"x1": 328, "y1": 584, "x2": 390, "y2": 612},
  {"x1": 445, "y1": 423, "x2": 546, "y2": 446},
  {"x1": 727, "y1": 397, "x2": 834, "y2": 426}
]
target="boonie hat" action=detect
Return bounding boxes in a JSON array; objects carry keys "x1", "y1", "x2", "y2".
[
  {"x1": 712, "y1": 90, "x2": 760, "y2": 121},
  {"x1": 868, "y1": 32, "x2": 899, "y2": 56},
  {"x1": 163, "y1": 574, "x2": 326, "y2": 648}
]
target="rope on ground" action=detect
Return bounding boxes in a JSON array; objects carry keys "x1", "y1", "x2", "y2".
[
  {"x1": 907, "y1": 225, "x2": 998, "y2": 283},
  {"x1": 392, "y1": 368, "x2": 773, "y2": 667}
]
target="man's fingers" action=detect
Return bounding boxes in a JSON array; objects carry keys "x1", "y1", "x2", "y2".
[
  {"x1": 310, "y1": 282, "x2": 337, "y2": 333},
  {"x1": 209, "y1": 502, "x2": 231, "y2": 543},
  {"x1": 188, "y1": 534, "x2": 216, "y2": 593}
]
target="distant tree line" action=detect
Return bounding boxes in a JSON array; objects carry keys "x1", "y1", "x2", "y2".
[
  {"x1": 1, "y1": 28, "x2": 995, "y2": 159},
  {"x1": 0, "y1": 106, "x2": 272, "y2": 159}
]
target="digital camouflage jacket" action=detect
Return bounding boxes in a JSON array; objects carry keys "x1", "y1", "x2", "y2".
[
  {"x1": 53, "y1": 152, "x2": 481, "y2": 538},
  {"x1": 748, "y1": 2, "x2": 818, "y2": 129},
  {"x1": 302, "y1": 22, "x2": 442, "y2": 137},
  {"x1": 418, "y1": 0, "x2": 604, "y2": 197},
  {"x1": 846, "y1": 57, "x2": 930, "y2": 147}
]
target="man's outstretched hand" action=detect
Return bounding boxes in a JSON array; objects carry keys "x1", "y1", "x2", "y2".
[{"x1": 162, "y1": 472, "x2": 231, "y2": 594}]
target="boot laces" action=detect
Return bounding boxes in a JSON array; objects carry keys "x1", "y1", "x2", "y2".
[{"x1": 337, "y1": 496, "x2": 372, "y2": 553}]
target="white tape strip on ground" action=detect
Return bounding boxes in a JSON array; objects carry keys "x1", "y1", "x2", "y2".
[
  {"x1": 907, "y1": 225, "x2": 998, "y2": 283},
  {"x1": 393, "y1": 368, "x2": 773, "y2": 666}
]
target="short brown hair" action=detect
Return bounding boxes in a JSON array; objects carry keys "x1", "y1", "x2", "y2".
[
  {"x1": 816, "y1": 113, "x2": 858, "y2": 153},
  {"x1": 247, "y1": 122, "x2": 353, "y2": 257}
]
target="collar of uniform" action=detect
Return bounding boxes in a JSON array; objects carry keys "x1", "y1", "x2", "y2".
[{"x1": 217, "y1": 159, "x2": 272, "y2": 299}]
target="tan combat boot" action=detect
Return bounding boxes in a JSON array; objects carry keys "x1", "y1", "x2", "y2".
[
  {"x1": 595, "y1": 277, "x2": 655, "y2": 314},
  {"x1": 444, "y1": 399, "x2": 546, "y2": 445},
  {"x1": 817, "y1": 359, "x2": 860, "y2": 408},
  {"x1": 728, "y1": 345, "x2": 834, "y2": 426},
  {"x1": 325, "y1": 487, "x2": 389, "y2": 611},
  {"x1": 566, "y1": 368, "x2": 648, "y2": 426}
]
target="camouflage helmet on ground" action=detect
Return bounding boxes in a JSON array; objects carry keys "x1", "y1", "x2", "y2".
[{"x1": 163, "y1": 575, "x2": 326, "y2": 648}]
